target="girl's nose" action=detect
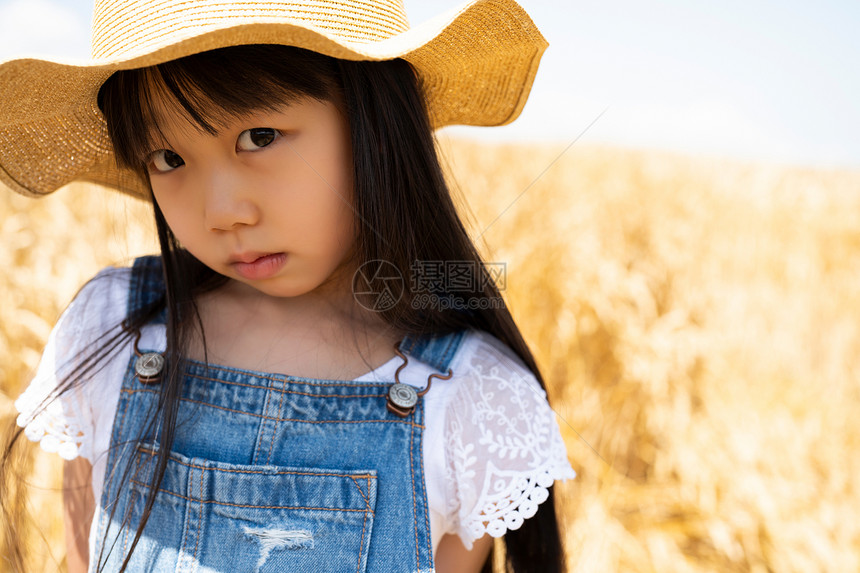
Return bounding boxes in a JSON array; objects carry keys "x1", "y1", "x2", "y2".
[{"x1": 203, "y1": 175, "x2": 260, "y2": 231}]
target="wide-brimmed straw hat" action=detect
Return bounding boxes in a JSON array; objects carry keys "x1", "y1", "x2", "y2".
[{"x1": 0, "y1": 0, "x2": 547, "y2": 199}]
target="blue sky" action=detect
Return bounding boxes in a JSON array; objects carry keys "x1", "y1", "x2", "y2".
[{"x1": 1, "y1": 0, "x2": 857, "y2": 168}]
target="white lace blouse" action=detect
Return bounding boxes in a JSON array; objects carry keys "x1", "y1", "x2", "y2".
[{"x1": 15, "y1": 266, "x2": 575, "y2": 559}]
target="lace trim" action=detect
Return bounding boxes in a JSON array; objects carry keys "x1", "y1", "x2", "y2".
[
  {"x1": 465, "y1": 460, "x2": 576, "y2": 540},
  {"x1": 15, "y1": 384, "x2": 87, "y2": 460},
  {"x1": 445, "y1": 333, "x2": 576, "y2": 547}
]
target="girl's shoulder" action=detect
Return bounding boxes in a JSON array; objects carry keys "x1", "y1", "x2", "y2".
[
  {"x1": 57, "y1": 264, "x2": 134, "y2": 326},
  {"x1": 448, "y1": 329, "x2": 537, "y2": 382},
  {"x1": 405, "y1": 328, "x2": 538, "y2": 387},
  {"x1": 433, "y1": 328, "x2": 550, "y2": 411},
  {"x1": 426, "y1": 329, "x2": 576, "y2": 547}
]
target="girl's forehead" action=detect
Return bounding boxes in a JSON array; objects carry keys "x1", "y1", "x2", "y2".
[
  {"x1": 138, "y1": 68, "x2": 311, "y2": 139},
  {"x1": 140, "y1": 72, "x2": 240, "y2": 136}
]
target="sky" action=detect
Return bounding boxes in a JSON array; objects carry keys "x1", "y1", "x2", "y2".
[{"x1": 1, "y1": 0, "x2": 857, "y2": 169}]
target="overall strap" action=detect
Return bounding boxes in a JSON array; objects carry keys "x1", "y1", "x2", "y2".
[
  {"x1": 398, "y1": 330, "x2": 467, "y2": 373},
  {"x1": 127, "y1": 255, "x2": 167, "y2": 324}
]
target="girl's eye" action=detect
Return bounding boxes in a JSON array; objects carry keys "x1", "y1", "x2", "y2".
[
  {"x1": 237, "y1": 128, "x2": 279, "y2": 151},
  {"x1": 149, "y1": 149, "x2": 185, "y2": 173}
]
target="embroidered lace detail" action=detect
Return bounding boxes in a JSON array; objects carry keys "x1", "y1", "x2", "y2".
[
  {"x1": 444, "y1": 334, "x2": 576, "y2": 547},
  {"x1": 14, "y1": 297, "x2": 93, "y2": 460},
  {"x1": 15, "y1": 380, "x2": 88, "y2": 460},
  {"x1": 14, "y1": 268, "x2": 127, "y2": 462}
]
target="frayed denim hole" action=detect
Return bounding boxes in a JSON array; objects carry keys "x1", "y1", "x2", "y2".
[{"x1": 243, "y1": 526, "x2": 315, "y2": 570}]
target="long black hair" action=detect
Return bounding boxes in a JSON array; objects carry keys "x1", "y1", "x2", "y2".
[{"x1": 4, "y1": 44, "x2": 564, "y2": 572}]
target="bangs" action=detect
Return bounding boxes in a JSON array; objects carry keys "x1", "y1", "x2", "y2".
[{"x1": 98, "y1": 45, "x2": 342, "y2": 172}]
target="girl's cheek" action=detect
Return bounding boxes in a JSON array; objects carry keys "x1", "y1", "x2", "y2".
[
  {"x1": 151, "y1": 183, "x2": 190, "y2": 231},
  {"x1": 151, "y1": 175, "x2": 189, "y2": 210}
]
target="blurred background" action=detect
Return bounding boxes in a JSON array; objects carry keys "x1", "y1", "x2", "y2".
[{"x1": 1, "y1": 1, "x2": 859, "y2": 571}]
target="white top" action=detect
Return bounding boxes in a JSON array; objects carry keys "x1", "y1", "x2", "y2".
[{"x1": 15, "y1": 266, "x2": 575, "y2": 560}]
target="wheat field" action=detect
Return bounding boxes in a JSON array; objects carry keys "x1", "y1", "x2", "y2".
[{"x1": 2, "y1": 137, "x2": 859, "y2": 571}]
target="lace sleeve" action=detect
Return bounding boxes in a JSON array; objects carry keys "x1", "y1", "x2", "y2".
[
  {"x1": 443, "y1": 333, "x2": 576, "y2": 549},
  {"x1": 14, "y1": 267, "x2": 128, "y2": 461}
]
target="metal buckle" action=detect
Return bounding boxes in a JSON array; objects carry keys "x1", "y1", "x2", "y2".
[
  {"x1": 386, "y1": 343, "x2": 453, "y2": 418},
  {"x1": 133, "y1": 330, "x2": 164, "y2": 385}
]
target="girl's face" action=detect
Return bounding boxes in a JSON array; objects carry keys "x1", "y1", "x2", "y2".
[{"x1": 144, "y1": 93, "x2": 357, "y2": 301}]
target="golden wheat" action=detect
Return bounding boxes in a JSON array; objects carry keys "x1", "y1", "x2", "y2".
[{"x1": 2, "y1": 138, "x2": 859, "y2": 572}]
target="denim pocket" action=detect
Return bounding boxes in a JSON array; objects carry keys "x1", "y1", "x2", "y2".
[{"x1": 123, "y1": 444, "x2": 377, "y2": 573}]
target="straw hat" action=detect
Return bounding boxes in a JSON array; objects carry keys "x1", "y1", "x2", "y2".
[{"x1": 0, "y1": 0, "x2": 547, "y2": 199}]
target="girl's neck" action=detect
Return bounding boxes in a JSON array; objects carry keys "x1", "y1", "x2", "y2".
[
  {"x1": 220, "y1": 276, "x2": 357, "y2": 326},
  {"x1": 186, "y1": 278, "x2": 404, "y2": 380}
]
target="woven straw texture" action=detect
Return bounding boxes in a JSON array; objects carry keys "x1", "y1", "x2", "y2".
[{"x1": 0, "y1": 0, "x2": 547, "y2": 198}]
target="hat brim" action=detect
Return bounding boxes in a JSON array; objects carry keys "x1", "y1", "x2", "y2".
[{"x1": 0, "y1": 0, "x2": 547, "y2": 198}]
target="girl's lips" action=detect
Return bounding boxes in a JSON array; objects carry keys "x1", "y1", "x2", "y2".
[{"x1": 231, "y1": 252, "x2": 287, "y2": 280}]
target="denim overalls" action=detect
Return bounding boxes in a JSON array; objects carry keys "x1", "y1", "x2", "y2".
[{"x1": 92, "y1": 256, "x2": 464, "y2": 572}]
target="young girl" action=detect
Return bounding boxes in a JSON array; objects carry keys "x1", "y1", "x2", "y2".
[{"x1": 1, "y1": 1, "x2": 575, "y2": 571}]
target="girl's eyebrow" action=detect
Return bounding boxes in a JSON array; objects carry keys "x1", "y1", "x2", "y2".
[
  {"x1": 137, "y1": 128, "x2": 174, "y2": 162},
  {"x1": 148, "y1": 134, "x2": 172, "y2": 148}
]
